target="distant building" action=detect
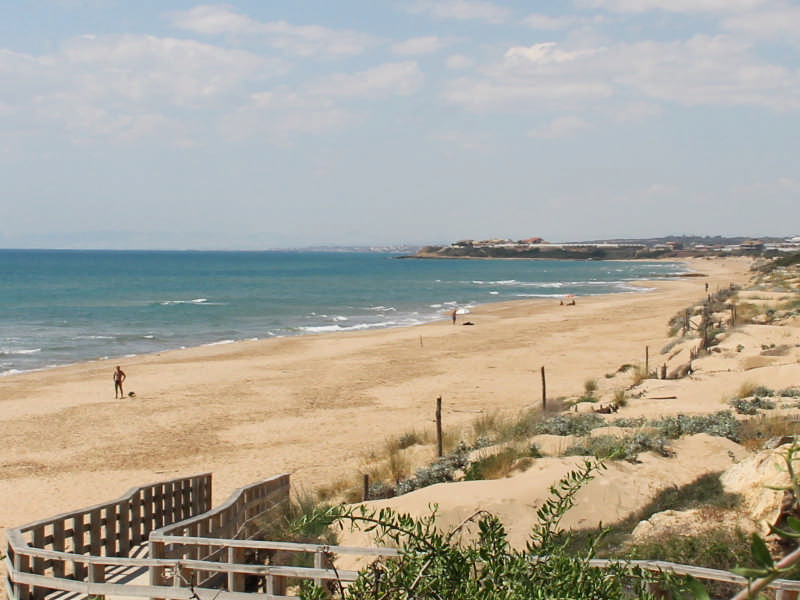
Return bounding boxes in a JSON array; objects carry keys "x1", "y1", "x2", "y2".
[{"x1": 740, "y1": 240, "x2": 765, "y2": 252}]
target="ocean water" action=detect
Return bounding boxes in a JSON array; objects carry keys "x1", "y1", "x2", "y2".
[{"x1": 0, "y1": 250, "x2": 688, "y2": 376}]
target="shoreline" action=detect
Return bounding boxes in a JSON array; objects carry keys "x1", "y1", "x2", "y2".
[
  {"x1": 0, "y1": 258, "x2": 692, "y2": 379},
  {"x1": 0, "y1": 256, "x2": 753, "y2": 543}
]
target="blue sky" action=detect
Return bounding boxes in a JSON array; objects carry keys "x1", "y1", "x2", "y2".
[{"x1": 1, "y1": 0, "x2": 799, "y2": 249}]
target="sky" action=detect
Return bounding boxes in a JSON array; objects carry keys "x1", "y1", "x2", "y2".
[{"x1": 1, "y1": 0, "x2": 799, "y2": 249}]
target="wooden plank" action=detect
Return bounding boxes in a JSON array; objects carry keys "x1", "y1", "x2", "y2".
[
  {"x1": 13, "y1": 547, "x2": 31, "y2": 600},
  {"x1": 31, "y1": 528, "x2": 45, "y2": 576},
  {"x1": 153, "y1": 535, "x2": 401, "y2": 556},
  {"x1": 143, "y1": 486, "x2": 154, "y2": 533},
  {"x1": 118, "y1": 500, "x2": 131, "y2": 555},
  {"x1": 89, "y1": 509, "x2": 102, "y2": 558},
  {"x1": 51, "y1": 521, "x2": 65, "y2": 578},
  {"x1": 71, "y1": 515, "x2": 85, "y2": 579},
  {"x1": 131, "y1": 491, "x2": 143, "y2": 545}
]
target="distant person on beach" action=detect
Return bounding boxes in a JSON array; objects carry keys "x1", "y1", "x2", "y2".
[
  {"x1": 113, "y1": 365, "x2": 126, "y2": 399},
  {"x1": 452, "y1": 309, "x2": 457, "y2": 324}
]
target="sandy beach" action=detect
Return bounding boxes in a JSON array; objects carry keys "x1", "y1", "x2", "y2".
[{"x1": 0, "y1": 256, "x2": 757, "y2": 546}]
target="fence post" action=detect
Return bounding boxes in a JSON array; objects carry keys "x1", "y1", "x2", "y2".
[
  {"x1": 314, "y1": 549, "x2": 323, "y2": 589},
  {"x1": 436, "y1": 396, "x2": 443, "y2": 458},
  {"x1": 541, "y1": 366, "x2": 547, "y2": 410},
  {"x1": 12, "y1": 549, "x2": 32, "y2": 600}
]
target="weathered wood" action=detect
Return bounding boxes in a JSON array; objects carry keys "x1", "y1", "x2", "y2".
[
  {"x1": 436, "y1": 396, "x2": 443, "y2": 457},
  {"x1": 52, "y1": 521, "x2": 65, "y2": 578},
  {"x1": 541, "y1": 366, "x2": 547, "y2": 410},
  {"x1": 104, "y1": 505, "x2": 117, "y2": 557}
]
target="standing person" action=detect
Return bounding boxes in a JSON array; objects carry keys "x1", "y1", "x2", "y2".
[
  {"x1": 451, "y1": 309, "x2": 457, "y2": 325},
  {"x1": 113, "y1": 365, "x2": 126, "y2": 399}
]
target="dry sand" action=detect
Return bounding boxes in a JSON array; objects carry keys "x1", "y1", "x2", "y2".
[{"x1": 0, "y1": 256, "x2": 758, "y2": 548}]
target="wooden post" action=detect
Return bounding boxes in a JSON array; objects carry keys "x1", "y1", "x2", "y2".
[
  {"x1": 540, "y1": 366, "x2": 547, "y2": 410},
  {"x1": 13, "y1": 549, "x2": 32, "y2": 600},
  {"x1": 645, "y1": 346, "x2": 649, "y2": 377},
  {"x1": 436, "y1": 396, "x2": 443, "y2": 458},
  {"x1": 730, "y1": 304, "x2": 736, "y2": 328},
  {"x1": 660, "y1": 364, "x2": 667, "y2": 380},
  {"x1": 362, "y1": 474, "x2": 369, "y2": 502}
]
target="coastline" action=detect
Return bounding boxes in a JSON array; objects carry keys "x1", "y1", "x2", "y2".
[
  {"x1": 0, "y1": 256, "x2": 753, "y2": 544},
  {"x1": 0, "y1": 256, "x2": 691, "y2": 379}
]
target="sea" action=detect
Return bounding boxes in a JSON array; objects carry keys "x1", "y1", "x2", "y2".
[{"x1": 0, "y1": 250, "x2": 689, "y2": 376}]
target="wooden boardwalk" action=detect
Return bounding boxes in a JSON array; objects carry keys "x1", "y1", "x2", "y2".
[{"x1": 5, "y1": 472, "x2": 800, "y2": 599}]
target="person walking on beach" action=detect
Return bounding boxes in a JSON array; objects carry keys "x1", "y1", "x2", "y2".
[
  {"x1": 113, "y1": 365, "x2": 126, "y2": 399},
  {"x1": 452, "y1": 309, "x2": 457, "y2": 324}
]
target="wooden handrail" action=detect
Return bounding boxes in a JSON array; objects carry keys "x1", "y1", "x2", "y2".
[
  {"x1": 5, "y1": 473, "x2": 212, "y2": 600},
  {"x1": 9, "y1": 471, "x2": 800, "y2": 599}
]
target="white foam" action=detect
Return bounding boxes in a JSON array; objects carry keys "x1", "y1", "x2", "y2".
[
  {"x1": 204, "y1": 339, "x2": 235, "y2": 346},
  {"x1": 0, "y1": 347, "x2": 41, "y2": 355},
  {"x1": 160, "y1": 298, "x2": 211, "y2": 306}
]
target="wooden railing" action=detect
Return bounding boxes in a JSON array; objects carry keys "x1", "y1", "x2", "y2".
[
  {"x1": 7, "y1": 472, "x2": 800, "y2": 600},
  {"x1": 3, "y1": 472, "x2": 400, "y2": 600},
  {"x1": 4, "y1": 473, "x2": 212, "y2": 600},
  {"x1": 148, "y1": 473, "x2": 292, "y2": 594}
]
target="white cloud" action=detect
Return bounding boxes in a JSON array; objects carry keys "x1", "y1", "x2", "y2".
[
  {"x1": 220, "y1": 62, "x2": 424, "y2": 140},
  {"x1": 611, "y1": 35, "x2": 800, "y2": 111},
  {"x1": 505, "y1": 42, "x2": 601, "y2": 65},
  {"x1": 529, "y1": 115, "x2": 590, "y2": 138},
  {"x1": 55, "y1": 34, "x2": 277, "y2": 105},
  {"x1": 170, "y1": 4, "x2": 254, "y2": 34},
  {"x1": 431, "y1": 129, "x2": 495, "y2": 152},
  {"x1": 392, "y1": 36, "x2": 451, "y2": 55},
  {"x1": 171, "y1": 5, "x2": 377, "y2": 57},
  {"x1": 221, "y1": 90, "x2": 351, "y2": 140},
  {"x1": 307, "y1": 61, "x2": 424, "y2": 98},
  {"x1": 445, "y1": 54, "x2": 474, "y2": 70},
  {"x1": 401, "y1": 0, "x2": 511, "y2": 24},
  {"x1": 442, "y1": 36, "x2": 800, "y2": 114},
  {"x1": 610, "y1": 101, "x2": 663, "y2": 123},
  {"x1": 777, "y1": 177, "x2": 800, "y2": 192},
  {"x1": 522, "y1": 14, "x2": 577, "y2": 30},
  {"x1": 579, "y1": 0, "x2": 766, "y2": 13},
  {"x1": 643, "y1": 183, "x2": 676, "y2": 196},
  {"x1": 0, "y1": 34, "x2": 282, "y2": 142},
  {"x1": 722, "y1": 5, "x2": 800, "y2": 40}
]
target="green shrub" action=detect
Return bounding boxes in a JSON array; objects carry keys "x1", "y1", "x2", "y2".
[
  {"x1": 296, "y1": 460, "x2": 697, "y2": 600},
  {"x1": 649, "y1": 411, "x2": 741, "y2": 442},
  {"x1": 394, "y1": 442, "x2": 470, "y2": 495},
  {"x1": 731, "y1": 397, "x2": 776, "y2": 415},
  {"x1": 396, "y1": 430, "x2": 424, "y2": 449},
  {"x1": 532, "y1": 413, "x2": 605, "y2": 436},
  {"x1": 464, "y1": 446, "x2": 531, "y2": 481},
  {"x1": 625, "y1": 527, "x2": 752, "y2": 598},
  {"x1": 612, "y1": 416, "x2": 647, "y2": 428},
  {"x1": 563, "y1": 433, "x2": 670, "y2": 461}
]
